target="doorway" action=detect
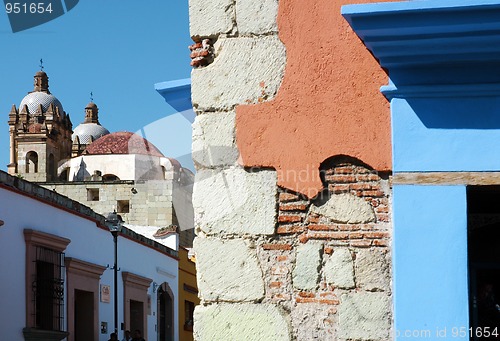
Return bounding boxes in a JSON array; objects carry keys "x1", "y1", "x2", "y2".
[
  {"x1": 130, "y1": 300, "x2": 144, "y2": 335},
  {"x1": 157, "y1": 283, "x2": 174, "y2": 341},
  {"x1": 468, "y1": 186, "x2": 500, "y2": 340},
  {"x1": 74, "y1": 289, "x2": 94, "y2": 341}
]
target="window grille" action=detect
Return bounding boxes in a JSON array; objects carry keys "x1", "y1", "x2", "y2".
[{"x1": 31, "y1": 246, "x2": 65, "y2": 331}]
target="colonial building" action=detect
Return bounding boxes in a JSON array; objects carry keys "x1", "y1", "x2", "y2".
[
  {"x1": 0, "y1": 170, "x2": 179, "y2": 341},
  {"x1": 8, "y1": 70, "x2": 72, "y2": 182},
  {"x1": 3, "y1": 70, "x2": 197, "y2": 341},
  {"x1": 7, "y1": 70, "x2": 195, "y2": 247}
]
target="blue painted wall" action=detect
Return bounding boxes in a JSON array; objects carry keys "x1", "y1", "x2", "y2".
[
  {"x1": 391, "y1": 96, "x2": 500, "y2": 173},
  {"x1": 393, "y1": 185, "x2": 469, "y2": 339}
]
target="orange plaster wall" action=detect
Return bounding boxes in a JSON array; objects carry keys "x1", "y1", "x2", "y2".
[{"x1": 236, "y1": 0, "x2": 392, "y2": 198}]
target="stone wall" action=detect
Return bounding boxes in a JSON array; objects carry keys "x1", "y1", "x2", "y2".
[
  {"x1": 43, "y1": 180, "x2": 174, "y2": 227},
  {"x1": 189, "y1": 0, "x2": 393, "y2": 339},
  {"x1": 193, "y1": 158, "x2": 392, "y2": 340}
]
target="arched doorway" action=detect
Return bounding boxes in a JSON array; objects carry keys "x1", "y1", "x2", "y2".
[{"x1": 157, "y1": 283, "x2": 174, "y2": 341}]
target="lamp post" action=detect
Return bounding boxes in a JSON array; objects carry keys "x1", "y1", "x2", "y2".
[{"x1": 105, "y1": 210, "x2": 124, "y2": 336}]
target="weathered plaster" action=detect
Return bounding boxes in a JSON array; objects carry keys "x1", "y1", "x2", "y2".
[{"x1": 235, "y1": 0, "x2": 392, "y2": 198}]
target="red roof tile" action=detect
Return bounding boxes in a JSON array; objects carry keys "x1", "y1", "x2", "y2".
[{"x1": 84, "y1": 131, "x2": 164, "y2": 157}]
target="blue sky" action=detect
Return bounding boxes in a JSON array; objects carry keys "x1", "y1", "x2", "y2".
[{"x1": 0, "y1": 0, "x2": 194, "y2": 170}]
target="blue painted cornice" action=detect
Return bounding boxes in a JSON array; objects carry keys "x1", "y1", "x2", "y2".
[
  {"x1": 342, "y1": 0, "x2": 500, "y2": 92},
  {"x1": 155, "y1": 78, "x2": 192, "y2": 113}
]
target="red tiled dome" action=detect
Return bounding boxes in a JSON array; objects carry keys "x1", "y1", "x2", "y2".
[{"x1": 84, "y1": 131, "x2": 164, "y2": 157}]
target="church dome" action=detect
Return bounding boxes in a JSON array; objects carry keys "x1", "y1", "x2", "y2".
[
  {"x1": 19, "y1": 92, "x2": 64, "y2": 115},
  {"x1": 84, "y1": 131, "x2": 164, "y2": 157},
  {"x1": 72, "y1": 123, "x2": 110, "y2": 144}
]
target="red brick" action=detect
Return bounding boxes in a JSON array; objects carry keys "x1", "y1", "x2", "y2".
[
  {"x1": 279, "y1": 192, "x2": 299, "y2": 202},
  {"x1": 296, "y1": 297, "x2": 317, "y2": 304},
  {"x1": 373, "y1": 239, "x2": 390, "y2": 247},
  {"x1": 348, "y1": 232, "x2": 363, "y2": 239},
  {"x1": 349, "y1": 183, "x2": 373, "y2": 191},
  {"x1": 334, "y1": 166, "x2": 354, "y2": 174},
  {"x1": 309, "y1": 224, "x2": 335, "y2": 231},
  {"x1": 278, "y1": 215, "x2": 302, "y2": 223},
  {"x1": 350, "y1": 240, "x2": 372, "y2": 248},
  {"x1": 298, "y1": 234, "x2": 309, "y2": 243},
  {"x1": 363, "y1": 190, "x2": 385, "y2": 197},
  {"x1": 276, "y1": 255, "x2": 288, "y2": 262},
  {"x1": 298, "y1": 292, "x2": 315, "y2": 298},
  {"x1": 377, "y1": 213, "x2": 390, "y2": 222},
  {"x1": 308, "y1": 232, "x2": 349, "y2": 240},
  {"x1": 262, "y1": 243, "x2": 293, "y2": 251},
  {"x1": 307, "y1": 216, "x2": 320, "y2": 223},
  {"x1": 319, "y1": 292, "x2": 337, "y2": 298},
  {"x1": 330, "y1": 184, "x2": 350, "y2": 193},
  {"x1": 336, "y1": 224, "x2": 361, "y2": 231},
  {"x1": 327, "y1": 174, "x2": 356, "y2": 183},
  {"x1": 190, "y1": 50, "x2": 209, "y2": 58},
  {"x1": 324, "y1": 247, "x2": 333, "y2": 255},
  {"x1": 277, "y1": 225, "x2": 305, "y2": 234},
  {"x1": 279, "y1": 203, "x2": 308, "y2": 212},
  {"x1": 363, "y1": 232, "x2": 389, "y2": 239},
  {"x1": 269, "y1": 281, "x2": 282, "y2": 288}
]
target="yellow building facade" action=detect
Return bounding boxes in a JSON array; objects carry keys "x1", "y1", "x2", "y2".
[{"x1": 178, "y1": 247, "x2": 199, "y2": 341}]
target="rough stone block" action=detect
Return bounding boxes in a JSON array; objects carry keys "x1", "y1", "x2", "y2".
[
  {"x1": 194, "y1": 238, "x2": 264, "y2": 302},
  {"x1": 236, "y1": 0, "x2": 278, "y2": 35},
  {"x1": 291, "y1": 304, "x2": 336, "y2": 340},
  {"x1": 338, "y1": 292, "x2": 391, "y2": 340},
  {"x1": 191, "y1": 36, "x2": 286, "y2": 110},
  {"x1": 193, "y1": 167, "x2": 277, "y2": 235},
  {"x1": 293, "y1": 242, "x2": 322, "y2": 290},
  {"x1": 311, "y1": 193, "x2": 375, "y2": 224},
  {"x1": 194, "y1": 303, "x2": 291, "y2": 341},
  {"x1": 355, "y1": 248, "x2": 390, "y2": 291},
  {"x1": 189, "y1": 0, "x2": 234, "y2": 37},
  {"x1": 192, "y1": 111, "x2": 239, "y2": 168},
  {"x1": 324, "y1": 248, "x2": 355, "y2": 289}
]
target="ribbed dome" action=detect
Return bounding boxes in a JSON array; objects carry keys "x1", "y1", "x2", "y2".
[
  {"x1": 84, "y1": 132, "x2": 164, "y2": 157},
  {"x1": 19, "y1": 92, "x2": 63, "y2": 115},
  {"x1": 72, "y1": 123, "x2": 110, "y2": 144}
]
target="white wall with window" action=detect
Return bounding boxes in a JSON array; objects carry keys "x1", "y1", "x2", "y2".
[{"x1": 0, "y1": 172, "x2": 179, "y2": 341}]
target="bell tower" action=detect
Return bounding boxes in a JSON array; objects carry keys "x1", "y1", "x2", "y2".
[{"x1": 8, "y1": 70, "x2": 73, "y2": 182}]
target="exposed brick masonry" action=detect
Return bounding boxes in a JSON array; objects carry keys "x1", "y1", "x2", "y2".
[{"x1": 256, "y1": 159, "x2": 392, "y2": 339}]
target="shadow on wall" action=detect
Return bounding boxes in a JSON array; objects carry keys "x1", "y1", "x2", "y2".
[{"x1": 407, "y1": 97, "x2": 500, "y2": 130}]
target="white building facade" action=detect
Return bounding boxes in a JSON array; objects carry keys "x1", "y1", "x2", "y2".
[{"x1": 0, "y1": 171, "x2": 179, "y2": 341}]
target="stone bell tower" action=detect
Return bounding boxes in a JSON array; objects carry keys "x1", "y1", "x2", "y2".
[{"x1": 8, "y1": 70, "x2": 73, "y2": 182}]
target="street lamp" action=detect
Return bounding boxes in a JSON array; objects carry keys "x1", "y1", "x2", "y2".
[{"x1": 105, "y1": 210, "x2": 124, "y2": 335}]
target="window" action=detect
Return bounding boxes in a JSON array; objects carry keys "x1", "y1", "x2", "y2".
[
  {"x1": 117, "y1": 200, "x2": 130, "y2": 213},
  {"x1": 26, "y1": 151, "x2": 38, "y2": 173},
  {"x1": 48, "y1": 154, "x2": 55, "y2": 180},
  {"x1": 33, "y1": 246, "x2": 65, "y2": 330},
  {"x1": 184, "y1": 300, "x2": 195, "y2": 331},
  {"x1": 87, "y1": 188, "x2": 99, "y2": 201},
  {"x1": 24, "y1": 229, "x2": 70, "y2": 336}
]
